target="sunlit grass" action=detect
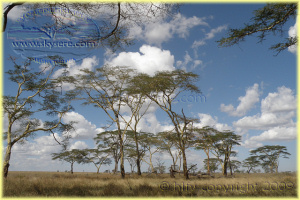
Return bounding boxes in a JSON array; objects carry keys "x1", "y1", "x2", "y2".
[{"x1": 3, "y1": 171, "x2": 297, "y2": 197}]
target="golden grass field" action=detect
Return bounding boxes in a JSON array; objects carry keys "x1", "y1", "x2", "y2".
[{"x1": 3, "y1": 171, "x2": 297, "y2": 197}]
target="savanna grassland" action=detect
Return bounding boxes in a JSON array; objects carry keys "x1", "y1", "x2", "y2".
[{"x1": 3, "y1": 171, "x2": 297, "y2": 197}]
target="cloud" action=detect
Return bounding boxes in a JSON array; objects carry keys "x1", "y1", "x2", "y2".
[
  {"x1": 195, "y1": 113, "x2": 232, "y2": 132},
  {"x1": 129, "y1": 13, "x2": 208, "y2": 46},
  {"x1": 62, "y1": 112, "x2": 104, "y2": 139},
  {"x1": 52, "y1": 56, "x2": 98, "y2": 90},
  {"x1": 69, "y1": 141, "x2": 89, "y2": 150},
  {"x1": 176, "y1": 51, "x2": 203, "y2": 71},
  {"x1": 106, "y1": 45, "x2": 175, "y2": 76},
  {"x1": 220, "y1": 83, "x2": 260, "y2": 117},
  {"x1": 233, "y1": 86, "x2": 296, "y2": 130},
  {"x1": 250, "y1": 126, "x2": 296, "y2": 142},
  {"x1": 261, "y1": 86, "x2": 297, "y2": 113},
  {"x1": 192, "y1": 25, "x2": 228, "y2": 49},
  {"x1": 288, "y1": 21, "x2": 297, "y2": 54}
]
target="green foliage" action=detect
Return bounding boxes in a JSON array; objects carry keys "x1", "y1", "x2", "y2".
[
  {"x1": 250, "y1": 145, "x2": 290, "y2": 173},
  {"x1": 243, "y1": 156, "x2": 260, "y2": 173},
  {"x1": 217, "y1": 3, "x2": 297, "y2": 54},
  {"x1": 203, "y1": 158, "x2": 219, "y2": 173}
]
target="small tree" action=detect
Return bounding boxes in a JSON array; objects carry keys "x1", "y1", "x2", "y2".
[
  {"x1": 157, "y1": 130, "x2": 182, "y2": 170},
  {"x1": 139, "y1": 132, "x2": 161, "y2": 173},
  {"x1": 194, "y1": 126, "x2": 218, "y2": 175},
  {"x1": 228, "y1": 160, "x2": 241, "y2": 174},
  {"x1": 250, "y1": 145, "x2": 290, "y2": 173},
  {"x1": 3, "y1": 56, "x2": 72, "y2": 178},
  {"x1": 82, "y1": 149, "x2": 112, "y2": 174},
  {"x1": 203, "y1": 158, "x2": 219, "y2": 174},
  {"x1": 243, "y1": 156, "x2": 260, "y2": 174},
  {"x1": 52, "y1": 149, "x2": 86, "y2": 174},
  {"x1": 155, "y1": 157, "x2": 166, "y2": 174},
  {"x1": 210, "y1": 130, "x2": 241, "y2": 176},
  {"x1": 94, "y1": 130, "x2": 121, "y2": 174}
]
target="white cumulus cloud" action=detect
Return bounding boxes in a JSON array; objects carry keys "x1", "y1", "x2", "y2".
[
  {"x1": 62, "y1": 111, "x2": 104, "y2": 139},
  {"x1": 221, "y1": 83, "x2": 260, "y2": 117},
  {"x1": 106, "y1": 45, "x2": 175, "y2": 76},
  {"x1": 195, "y1": 113, "x2": 232, "y2": 132},
  {"x1": 234, "y1": 86, "x2": 296, "y2": 131},
  {"x1": 129, "y1": 13, "x2": 208, "y2": 47}
]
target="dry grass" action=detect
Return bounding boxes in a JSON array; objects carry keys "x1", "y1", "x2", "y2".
[{"x1": 3, "y1": 171, "x2": 297, "y2": 197}]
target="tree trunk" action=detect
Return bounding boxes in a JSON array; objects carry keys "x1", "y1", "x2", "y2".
[
  {"x1": 3, "y1": 144, "x2": 12, "y2": 178},
  {"x1": 97, "y1": 167, "x2": 100, "y2": 174},
  {"x1": 119, "y1": 134, "x2": 125, "y2": 179},
  {"x1": 223, "y1": 158, "x2": 228, "y2": 176},
  {"x1": 247, "y1": 167, "x2": 252, "y2": 174},
  {"x1": 206, "y1": 151, "x2": 210, "y2": 175},
  {"x1": 71, "y1": 162, "x2": 74, "y2": 174},
  {"x1": 114, "y1": 156, "x2": 118, "y2": 174},
  {"x1": 134, "y1": 132, "x2": 142, "y2": 175},
  {"x1": 182, "y1": 149, "x2": 189, "y2": 179}
]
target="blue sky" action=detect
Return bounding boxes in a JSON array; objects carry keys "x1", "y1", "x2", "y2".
[{"x1": 3, "y1": 3, "x2": 297, "y2": 173}]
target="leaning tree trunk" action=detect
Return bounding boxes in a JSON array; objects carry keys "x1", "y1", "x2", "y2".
[
  {"x1": 3, "y1": 143, "x2": 13, "y2": 178},
  {"x1": 182, "y1": 149, "x2": 189, "y2": 179}
]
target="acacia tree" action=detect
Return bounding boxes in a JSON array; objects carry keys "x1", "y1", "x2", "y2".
[
  {"x1": 94, "y1": 130, "x2": 121, "y2": 174},
  {"x1": 82, "y1": 149, "x2": 112, "y2": 174},
  {"x1": 210, "y1": 130, "x2": 241, "y2": 176},
  {"x1": 139, "y1": 132, "x2": 161, "y2": 174},
  {"x1": 203, "y1": 158, "x2": 219, "y2": 173},
  {"x1": 250, "y1": 145, "x2": 290, "y2": 173},
  {"x1": 157, "y1": 130, "x2": 182, "y2": 170},
  {"x1": 228, "y1": 160, "x2": 241, "y2": 174},
  {"x1": 243, "y1": 156, "x2": 260, "y2": 174},
  {"x1": 52, "y1": 149, "x2": 87, "y2": 174},
  {"x1": 128, "y1": 70, "x2": 200, "y2": 179},
  {"x1": 67, "y1": 66, "x2": 139, "y2": 178},
  {"x1": 194, "y1": 126, "x2": 218, "y2": 175},
  {"x1": 119, "y1": 95, "x2": 152, "y2": 176},
  {"x1": 218, "y1": 3, "x2": 297, "y2": 54},
  {"x1": 3, "y1": 56, "x2": 72, "y2": 178}
]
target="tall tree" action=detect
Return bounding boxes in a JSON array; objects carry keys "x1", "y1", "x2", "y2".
[
  {"x1": 52, "y1": 149, "x2": 87, "y2": 174},
  {"x1": 119, "y1": 95, "x2": 152, "y2": 176},
  {"x1": 250, "y1": 145, "x2": 290, "y2": 173},
  {"x1": 3, "y1": 56, "x2": 72, "y2": 178},
  {"x1": 67, "y1": 66, "x2": 138, "y2": 178},
  {"x1": 128, "y1": 70, "x2": 200, "y2": 179},
  {"x1": 218, "y1": 3, "x2": 297, "y2": 54}
]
